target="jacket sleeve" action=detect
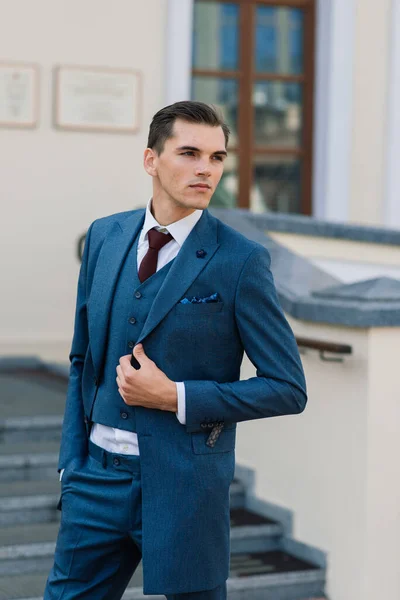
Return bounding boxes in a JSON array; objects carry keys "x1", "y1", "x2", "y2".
[
  {"x1": 183, "y1": 245, "x2": 307, "y2": 428},
  {"x1": 57, "y1": 221, "x2": 95, "y2": 471}
]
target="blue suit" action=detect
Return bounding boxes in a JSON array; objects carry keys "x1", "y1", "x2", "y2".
[{"x1": 52, "y1": 207, "x2": 307, "y2": 596}]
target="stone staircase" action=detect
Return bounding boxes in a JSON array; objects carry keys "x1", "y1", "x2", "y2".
[{"x1": 0, "y1": 358, "x2": 329, "y2": 600}]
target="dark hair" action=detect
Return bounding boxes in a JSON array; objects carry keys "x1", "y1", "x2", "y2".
[{"x1": 147, "y1": 101, "x2": 230, "y2": 154}]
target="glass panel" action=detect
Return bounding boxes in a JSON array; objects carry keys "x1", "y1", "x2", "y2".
[
  {"x1": 255, "y1": 5, "x2": 304, "y2": 74},
  {"x1": 193, "y1": 2, "x2": 239, "y2": 71},
  {"x1": 253, "y1": 81, "x2": 302, "y2": 147},
  {"x1": 252, "y1": 155, "x2": 301, "y2": 213},
  {"x1": 211, "y1": 153, "x2": 238, "y2": 208},
  {"x1": 191, "y1": 77, "x2": 238, "y2": 144}
]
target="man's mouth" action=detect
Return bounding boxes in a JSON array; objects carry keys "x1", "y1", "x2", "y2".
[{"x1": 189, "y1": 183, "x2": 211, "y2": 189}]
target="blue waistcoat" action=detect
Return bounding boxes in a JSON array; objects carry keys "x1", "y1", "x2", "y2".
[{"x1": 91, "y1": 231, "x2": 174, "y2": 431}]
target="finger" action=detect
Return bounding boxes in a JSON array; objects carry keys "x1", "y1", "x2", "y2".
[
  {"x1": 119, "y1": 355, "x2": 135, "y2": 374},
  {"x1": 133, "y1": 344, "x2": 148, "y2": 366},
  {"x1": 116, "y1": 365, "x2": 125, "y2": 382}
]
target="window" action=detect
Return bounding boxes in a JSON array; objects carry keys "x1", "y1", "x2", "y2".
[{"x1": 191, "y1": 0, "x2": 315, "y2": 214}]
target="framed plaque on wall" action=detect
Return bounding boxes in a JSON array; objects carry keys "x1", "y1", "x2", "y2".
[
  {"x1": 54, "y1": 65, "x2": 141, "y2": 134},
  {"x1": 0, "y1": 62, "x2": 39, "y2": 128}
]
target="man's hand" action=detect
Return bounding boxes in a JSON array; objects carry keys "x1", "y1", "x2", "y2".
[{"x1": 116, "y1": 344, "x2": 178, "y2": 413}]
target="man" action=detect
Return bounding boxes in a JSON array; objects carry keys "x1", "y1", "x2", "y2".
[{"x1": 44, "y1": 101, "x2": 307, "y2": 600}]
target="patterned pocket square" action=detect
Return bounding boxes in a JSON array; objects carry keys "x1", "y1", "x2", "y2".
[{"x1": 180, "y1": 292, "x2": 220, "y2": 305}]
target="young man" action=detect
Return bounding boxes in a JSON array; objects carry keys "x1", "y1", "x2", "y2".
[{"x1": 44, "y1": 101, "x2": 307, "y2": 600}]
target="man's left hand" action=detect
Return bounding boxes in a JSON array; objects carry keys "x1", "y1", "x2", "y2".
[{"x1": 116, "y1": 345, "x2": 178, "y2": 412}]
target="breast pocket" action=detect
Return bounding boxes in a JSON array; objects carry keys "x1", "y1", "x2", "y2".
[
  {"x1": 175, "y1": 301, "x2": 224, "y2": 315},
  {"x1": 191, "y1": 426, "x2": 236, "y2": 454}
]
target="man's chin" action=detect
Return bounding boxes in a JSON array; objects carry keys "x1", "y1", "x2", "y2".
[{"x1": 179, "y1": 194, "x2": 212, "y2": 211}]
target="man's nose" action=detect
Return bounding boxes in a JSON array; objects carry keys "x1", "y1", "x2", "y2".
[{"x1": 194, "y1": 162, "x2": 211, "y2": 177}]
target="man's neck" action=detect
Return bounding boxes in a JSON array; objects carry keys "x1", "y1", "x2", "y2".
[{"x1": 150, "y1": 198, "x2": 197, "y2": 226}]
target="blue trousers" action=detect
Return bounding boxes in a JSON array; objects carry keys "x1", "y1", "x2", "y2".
[{"x1": 44, "y1": 440, "x2": 227, "y2": 599}]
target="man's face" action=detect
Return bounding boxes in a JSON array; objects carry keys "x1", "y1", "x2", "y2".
[{"x1": 144, "y1": 119, "x2": 227, "y2": 212}]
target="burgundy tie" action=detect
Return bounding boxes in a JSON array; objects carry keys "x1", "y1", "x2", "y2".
[{"x1": 138, "y1": 227, "x2": 174, "y2": 283}]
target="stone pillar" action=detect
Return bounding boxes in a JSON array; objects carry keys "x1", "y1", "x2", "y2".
[
  {"x1": 349, "y1": 0, "x2": 391, "y2": 225},
  {"x1": 363, "y1": 327, "x2": 400, "y2": 599},
  {"x1": 165, "y1": 0, "x2": 194, "y2": 104}
]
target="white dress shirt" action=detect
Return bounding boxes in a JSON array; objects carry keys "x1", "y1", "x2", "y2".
[{"x1": 60, "y1": 200, "x2": 203, "y2": 478}]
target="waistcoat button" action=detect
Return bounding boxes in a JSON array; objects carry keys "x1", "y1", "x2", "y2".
[
  {"x1": 129, "y1": 317, "x2": 137, "y2": 324},
  {"x1": 121, "y1": 411, "x2": 128, "y2": 419},
  {"x1": 134, "y1": 291, "x2": 142, "y2": 299},
  {"x1": 128, "y1": 341, "x2": 134, "y2": 349},
  {"x1": 113, "y1": 457, "x2": 120, "y2": 466}
]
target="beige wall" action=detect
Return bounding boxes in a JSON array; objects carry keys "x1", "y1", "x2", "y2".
[
  {"x1": 236, "y1": 318, "x2": 400, "y2": 600},
  {"x1": 0, "y1": 0, "x2": 167, "y2": 358}
]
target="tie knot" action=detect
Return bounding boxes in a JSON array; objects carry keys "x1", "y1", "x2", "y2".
[{"x1": 147, "y1": 227, "x2": 173, "y2": 251}]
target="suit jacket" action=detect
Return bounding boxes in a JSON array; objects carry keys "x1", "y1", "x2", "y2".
[{"x1": 58, "y1": 207, "x2": 307, "y2": 595}]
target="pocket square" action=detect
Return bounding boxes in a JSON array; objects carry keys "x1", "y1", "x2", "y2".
[{"x1": 180, "y1": 292, "x2": 220, "y2": 305}]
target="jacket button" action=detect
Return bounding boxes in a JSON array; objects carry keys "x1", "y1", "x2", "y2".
[
  {"x1": 201, "y1": 423, "x2": 208, "y2": 430},
  {"x1": 134, "y1": 291, "x2": 142, "y2": 299},
  {"x1": 121, "y1": 411, "x2": 128, "y2": 419},
  {"x1": 113, "y1": 457, "x2": 120, "y2": 466},
  {"x1": 128, "y1": 341, "x2": 134, "y2": 349},
  {"x1": 129, "y1": 317, "x2": 137, "y2": 324}
]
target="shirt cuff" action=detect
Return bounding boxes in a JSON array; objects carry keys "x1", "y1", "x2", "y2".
[
  {"x1": 175, "y1": 382, "x2": 186, "y2": 425},
  {"x1": 59, "y1": 468, "x2": 65, "y2": 482}
]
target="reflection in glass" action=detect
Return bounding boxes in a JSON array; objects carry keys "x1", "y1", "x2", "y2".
[
  {"x1": 193, "y1": 2, "x2": 239, "y2": 71},
  {"x1": 255, "y1": 6, "x2": 304, "y2": 74},
  {"x1": 252, "y1": 155, "x2": 301, "y2": 213},
  {"x1": 211, "y1": 153, "x2": 238, "y2": 208},
  {"x1": 191, "y1": 77, "x2": 238, "y2": 143},
  {"x1": 253, "y1": 82, "x2": 302, "y2": 147}
]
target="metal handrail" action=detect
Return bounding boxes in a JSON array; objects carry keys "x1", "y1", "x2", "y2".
[{"x1": 296, "y1": 337, "x2": 352, "y2": 362}]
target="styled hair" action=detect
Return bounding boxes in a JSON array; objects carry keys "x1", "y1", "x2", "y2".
[{"x1": 147, "y1": 101, "x2": 230, "y2": 154}]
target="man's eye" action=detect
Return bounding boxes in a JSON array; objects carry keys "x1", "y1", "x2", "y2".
[
  {"x1": 182, "y1": 151, "x2": 195, "y2": 156},
  {"x1": 212, "y1": 155, "x2": 224, "y2": 161}
]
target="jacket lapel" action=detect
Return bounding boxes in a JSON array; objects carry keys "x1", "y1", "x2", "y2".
[
  {"x1": 137, "y1": 210, "x2": 220, "y2": 344},
  {"x1": 89, "y1": 210, "x2": 145, "y2": 377}
]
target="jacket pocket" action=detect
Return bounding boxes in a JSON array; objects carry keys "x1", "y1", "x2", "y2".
[
  {"x1": 56, "y1": 458, "x2": 80, "y2": 510},
  {"x1": 191, "y1": 427, "x2": 236, "y2": 454},
  {"x1": 175, "y1": 301, "x2": 224, "y2": 315}
]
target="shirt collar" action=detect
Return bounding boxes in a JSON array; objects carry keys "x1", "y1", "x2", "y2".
[{"x1": 140, "y1": 199, "x2": 203, "y2": 248}]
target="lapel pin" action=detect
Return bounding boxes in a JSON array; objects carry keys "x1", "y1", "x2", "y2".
[{"x1": 196, "y1": 249, "x2": 207, "y2": 258}]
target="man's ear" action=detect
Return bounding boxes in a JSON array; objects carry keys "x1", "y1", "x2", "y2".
[{"x1": 144, "y1": 148, "x2": 157, "y2": 177}]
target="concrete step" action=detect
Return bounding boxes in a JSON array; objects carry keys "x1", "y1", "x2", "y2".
[
  {"x1": 0, "y1": 507, "x2": 284, "y2": 576},
  {"x1": 0, "y1": 372, "x2": 67, "y2": 420},
  {"x1": 0, "y1": 416, "x2": 62, "y2": 445},
  {"x1": 0, "y1": 442, "x2": 60, "y2": 482},
  {"x1": 0, "y1": 480, "x2": 60, "y2": 527},
  {"x1": 0, "y1": 516, "x2": 326, "y2": 600},
  {"x1": 0, "y1": 366, "x2": 66, "y2": 444},
  {"x1": 0, "y1": 551, "x2": 326, "y2": 599},
  {"x1": 0, "y1": 479, "x2": 247, "y2": 527}
]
